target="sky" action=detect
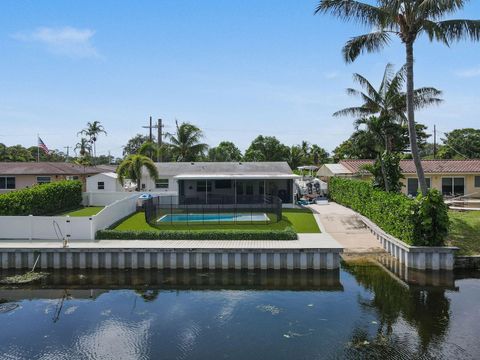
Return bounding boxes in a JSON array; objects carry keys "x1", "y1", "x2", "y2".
[{"x1": 0, "y1": 0, "x2": 479, "y2": 158}]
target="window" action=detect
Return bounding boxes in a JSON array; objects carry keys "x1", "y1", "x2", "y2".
[
  {"x1": 0, "y1": 176, "x2": 15, "y2": 189},
  {"x1": 215, "y1": 180, "x2": 231, "y2": 189},
  {"x1": 97, "y1": 181, "x2": 105, "y2": 190},
  {"x1": 196, "y1": 181, "x2": 212, "y2": 192},
  {"x1": 66, "y1": 176, "x2": 79, "y2": 180},
  {"x1": 155, "y1": 179, "x2": 169, "y2": 189},
  {"x1": 442, "y1": 177, "x2": 464, "y2": 196},
  {"x1": 407, "y1": 178, "x2": 431, "y2": 196},
  {"x1": 475, "y1": 176, "x2": 480, "y2": 188},
  {"x1": 246, "y1": 183, "x2": 254, "y2": 195},
  {"x1": 36, "y1": 176, "x2": 51, "y2": 185}
]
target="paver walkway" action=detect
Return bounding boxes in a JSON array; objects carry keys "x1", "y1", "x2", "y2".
[{"x1": 309, "y1": 202, "x2": 385, "y2": 254}]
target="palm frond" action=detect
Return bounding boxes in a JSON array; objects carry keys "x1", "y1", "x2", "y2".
[
  {"x1": 315, "y1": 0, "x2": 390, "y2": 27},
  {"x1": 343, "y1": 32, "x2": 391, "y2": 63},
  {"x1": 434, "y1": 19, "x2": 480, "y2": 42}
]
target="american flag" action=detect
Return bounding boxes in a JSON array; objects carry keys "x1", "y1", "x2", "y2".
[{"x1": 38, "y1": 137, "x2": 49, "y2": 155}]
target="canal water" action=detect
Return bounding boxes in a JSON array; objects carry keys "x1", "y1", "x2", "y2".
[{"x1": 0, "y1": 259, "x2": 479, "y2": 360}]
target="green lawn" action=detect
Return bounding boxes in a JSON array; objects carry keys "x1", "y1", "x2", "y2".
[
  {"x1": 114, "y1": 208, "x2": 320, "y2": 233},
  {"x1": 448, "y1": 210, "x2": 480, "y2": 255},
  {"x1": 59, "y1": 207, "x2": 104, "y2": 217}
]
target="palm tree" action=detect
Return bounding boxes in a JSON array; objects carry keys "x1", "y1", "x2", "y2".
[
  {"x1": 78, "y1": 121, "x2": 107, "y2": 165},
  {"x1": 335, "y1": 63, "x2": 442, "y2": 152},
  {"x1": 75, "y1": 138, "x2": 92, "y2": 157},
  {"x1": 165, "y1": 120, "x2": 208, "y2": 161},
  {"x1": 316, "y1": 0, "x2": 480, "y2": 195},
  {"x1": 116, "y1": 154, "x2": 159, "y2": 191}
]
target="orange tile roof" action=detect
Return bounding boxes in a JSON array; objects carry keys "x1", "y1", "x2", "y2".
[{"x1": 339, "y1": 159, "x2": 480, "y2": 174}]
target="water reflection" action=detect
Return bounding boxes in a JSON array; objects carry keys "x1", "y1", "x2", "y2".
[{"x1": 0, "y1": 264, "x2": 478, "y2": 359}]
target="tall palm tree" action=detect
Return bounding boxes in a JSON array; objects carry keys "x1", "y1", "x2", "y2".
[
  {"x1": 117, "y1": 154, "x2": 159, "y2": 191},
  {"x1": 165, "y1": 120, "x2": 208, "y2": 161},
  {"x1": 316, "y1": 0, "x2": 480, "y2": 195},
  {"x1": 74, "y1": 138, "x2": 92, "y2": 157},
  {"x1": 335, "y1": 63, "x2": 442, "y2": 151},
  {"x1": 78, "y1": 121, "x2": 107, "y2": 165}
]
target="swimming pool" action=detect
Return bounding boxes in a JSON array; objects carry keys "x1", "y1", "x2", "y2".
[{"x1": 157, "y1": 213, "x2": 269, "y2": 223}]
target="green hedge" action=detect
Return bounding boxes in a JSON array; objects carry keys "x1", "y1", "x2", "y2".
[
  {"x1": 0, "y1": 180, "x2": 83, "y2": 216},
  {"x1": 329, "y1": 177, "x2": 448, "y2": 246},
  {"x1": 96, "y1": 227, "x2": 297, "y2": 240}
]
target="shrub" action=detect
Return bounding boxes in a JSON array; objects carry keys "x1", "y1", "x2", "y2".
[
  {"x1": 0, "y1": 180, "x2": 83, "y2": 216},
  {"x1": 329, "y1": 177, "x2": 448, "y2": 246},
  {"x1": 96, "y1": 227, "x2": 297, "y2": 240}
]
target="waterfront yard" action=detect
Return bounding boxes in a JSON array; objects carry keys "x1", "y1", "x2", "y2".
[
  {"x1": 59, "y1": 207, "x2": 104, "y2": 217},
  {"x1": 448, "y1": 210, "x2": 480, "y2": 255},
  {"x1": 114, "y1": 208, "x2": 320, "y2": 233}
]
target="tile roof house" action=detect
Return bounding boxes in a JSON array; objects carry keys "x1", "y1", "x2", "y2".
[
  {"x1": 0, "y1": 162, "x2": 105, "y2": 193},
  {"x1": 318, "y1": 159, "x2": 480, "y2": 197}
]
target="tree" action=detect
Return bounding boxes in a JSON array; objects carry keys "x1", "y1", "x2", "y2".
[
  {"x1": 335, "y1": 64, "x2": 441, "y2": 152},
  {"x1": 316, "y1": 0, "x2": 480, "y2": 195},
  {"x1": 75, "y1": 138, "x2": 92, "y2": 158},
  {"x1": 117, "y1": 155, "x2": 159, "y2": 191},
  {"x1": 309, "y1": 144, "x2": 330, "y2": 165},
  {"x1": 28, "y1": 147, "x2": 66, "y2": 162},
  {"x1": 207, "y1": 141, "x2": 243, "y2": 162},
  {"x1": 123, "y1": 134, "x2": 151, "y2": 156},
  {"x1": 4, "y1": 145, "x2": 34, "y2": 162},
  {"x1": 78, "y1": 121, "x2": 107, "y2": 165},
  {"x1": 165, "y1": 120, "x2": 208, "y2": 161},
  {"x1": 287, "y1": 145, "x2": 304, "y2": 169},
  {"x1": 439, "y1": 128, "x2": 480, "y2": 159},
  {"x1": 137, "y1": 141, "x2": 174, "y2": 162},
  {"x1": 244, "y1": 135, "x2": 290, "y2": 162}
]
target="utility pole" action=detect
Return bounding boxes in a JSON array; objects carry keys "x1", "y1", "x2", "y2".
[
  {"x1": 157, "y1": 118, "x2": 164, "y2": 162},
  {"x1": 433, "y1": 125, "x2": 437, "y2": 159},
  {"x1": 64, "y1": 146, "x2": 70, "y2": 162}
]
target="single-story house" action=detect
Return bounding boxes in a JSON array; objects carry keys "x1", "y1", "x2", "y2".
[
  {"x1": 140, "y1": 162, "x2": 299, "y2": 207},
  {"x1": 86, "y1": 172, "x2": 124, "y2": 192},
  {"x1": 318, "y1": 159, "x2": 480, "y2": 198},
  {"x1": 0, "y1": 162, "x2": 105, "y2": 193}
]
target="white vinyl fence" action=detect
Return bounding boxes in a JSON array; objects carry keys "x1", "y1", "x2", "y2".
[
  {"x1": 0, "y1": 195, "x2": 138, "y2": 241},
  {"x1": 82, "y1": 191, "x2": 178, "y2": 206}
]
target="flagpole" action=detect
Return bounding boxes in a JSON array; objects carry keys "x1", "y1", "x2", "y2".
[{"x1": 37, "y1": 133, "x2": 39, "y2": 162}]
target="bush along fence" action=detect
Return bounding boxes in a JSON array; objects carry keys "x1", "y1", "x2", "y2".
[
  {"x1": 97, "y1": 227, "x2": 298, "y2": 241},
  {"x1": 0, "y1": 180, "x2": 82, "y2": 216},
  {"x1": 329, "y1": 178, "x2": 457, "y2": 270},
  {"x1": 328, "y1": 177, "x2": 449, "y2": 247}
]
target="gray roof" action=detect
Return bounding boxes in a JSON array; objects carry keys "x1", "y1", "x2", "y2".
[
  {"x1": 0, "y1": 162, "x2": 104, "y2": 176},
  {"x1": 155, "y1": 162, "x2": 296, "y2": 178}
]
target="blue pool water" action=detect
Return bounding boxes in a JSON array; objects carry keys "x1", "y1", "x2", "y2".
[{"x1": 158, "y1": 213, "x2": 269, "y2": 223}]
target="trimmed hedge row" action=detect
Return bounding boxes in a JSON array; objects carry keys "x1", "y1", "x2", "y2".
[
  {"x1": 329, "y1": 177, "x2": 449, "y2": 246},
  {"x1": 0, "y1": 180, "x2": 83, "y2": 216},
  {"x1": 96, "y1": 227, "x2": 297, "y2": 240}
]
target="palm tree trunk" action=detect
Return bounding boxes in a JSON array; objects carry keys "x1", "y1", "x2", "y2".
[
  {"x1": 405, "y1": 41, "x2": 427, "y2": 196},
  {"x1": 379, "y1": 154, "x2": 390, "y2": 192}
]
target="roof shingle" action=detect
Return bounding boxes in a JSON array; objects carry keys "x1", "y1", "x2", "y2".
[{"x1": 339, "y1": 159, "x2": 480, "y2": 174}]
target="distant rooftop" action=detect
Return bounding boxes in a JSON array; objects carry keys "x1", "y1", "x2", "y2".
[{"x1": 0, "y1": 162, "x2": 105, "y2": 175}]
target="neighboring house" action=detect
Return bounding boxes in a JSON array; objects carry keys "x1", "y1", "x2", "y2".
[
  {"x1": 0, "y1": 162, "x2": 104, "y2": 193},
  {"x1": 318, "y1": 159, "x2": 480, "y2": 198},
  {"x1": 86, "y1": 172, "x2": 124, "y2": 192},
  {"x1": 140, "y1": 162, "x2": 299, "y2": 207}
]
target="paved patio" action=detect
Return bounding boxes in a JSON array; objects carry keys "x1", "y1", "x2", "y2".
[{"x1": 309, "y1": 202, "x2": 385, "y2": 254}]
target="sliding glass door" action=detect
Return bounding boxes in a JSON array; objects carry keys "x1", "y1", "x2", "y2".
[{"x1": 442, "y1": 177, "x2": 464, "y2": 196}]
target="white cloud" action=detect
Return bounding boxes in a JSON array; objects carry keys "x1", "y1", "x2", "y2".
[
  {"x1": 324, "y1": 71, "x2": 339, "y2": 80},
  {"x1": 13, "y1": 26, "x2": 100, "y2": 59},
  {"x1": 455, "y1": 65, "x2": 480, "y2": 78}
]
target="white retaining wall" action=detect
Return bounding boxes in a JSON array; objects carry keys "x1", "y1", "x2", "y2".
[
  {"x1": 358, "y1": 214, "x2": 458, "y2": 270},
  {"x1": 0, "y1": 195, "x2": 138, "y2": 241}
]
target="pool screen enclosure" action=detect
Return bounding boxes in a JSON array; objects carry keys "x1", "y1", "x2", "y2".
[{"x1": 144, "y1": 195, "x2": 283, "y2": 225}]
